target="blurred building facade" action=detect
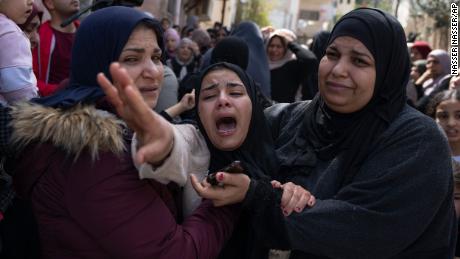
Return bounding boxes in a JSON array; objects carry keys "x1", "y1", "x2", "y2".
[
  {"x1": 140, "y1": 0, "x2": 238, "y2": 28},
  {"x1": 34, "y1": 0, "x2": 448, "y2": 50},
  {"x1": 296, "y1": 0, "x2": 335, "y2": 40}
]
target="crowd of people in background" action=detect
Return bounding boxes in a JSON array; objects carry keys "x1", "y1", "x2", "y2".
[{"x1": 0, "y1": 0, "x2": 459, "y2": 258}]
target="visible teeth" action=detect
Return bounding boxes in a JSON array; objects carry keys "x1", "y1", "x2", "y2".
[
  {"x1": 216, "y1": 117, "x2": 236, "y2": 133},
  {"x1": 447, "y1": 129, "x2": 458, "y2": 134},
  {"x1": 217, "y1": 121, "x2": 236, "y2": 131}
]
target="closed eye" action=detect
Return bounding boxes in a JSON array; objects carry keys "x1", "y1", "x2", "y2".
[
  {"x1": 122, "y1": 56, "x2": 139, "y2": 64},
  {"x1": 229, "y1": 92, "x2": 243, "y2": 96},
  {"x1": 325, "y1": 50, "x2": 339, "y2": 60},
  {"x1": 201, "y1": 95, "x2": 216, "y2": 100}
]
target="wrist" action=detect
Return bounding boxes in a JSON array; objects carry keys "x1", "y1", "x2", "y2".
[{"x1": 148, "y1": 134, "x2": 174, "y2": 167}]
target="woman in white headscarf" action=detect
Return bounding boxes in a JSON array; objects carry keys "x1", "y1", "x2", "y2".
[
  {"x1": 266, "y1": 29, "x2": 317, "y2": 103},
  {"x1": 166, "y1": 38, "x2": 199, "y2": 81}
]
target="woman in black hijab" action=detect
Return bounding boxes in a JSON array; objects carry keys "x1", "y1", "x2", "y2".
[
  {"x1": 195, "y1": 62, "x2": 280, "y2": 259},
  {"x1": 192, "y1": 8, "x2": 456, "y2": 258},
  {"x1": 231, "y1": 21, "x2": 272, "y2": 98},
  {"x1": 101, "y1": 59, "x2": 315, "y2": 258},
  {"x1": 195, "y1": 62, "x2": 277, "y2": 179}
]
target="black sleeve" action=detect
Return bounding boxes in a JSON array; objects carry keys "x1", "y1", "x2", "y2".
[
  {"x1": 159, "y1": 110, "x2": 174, "y2": 123},
  {"x1": 264, "y1": 103, "x2": 291, "y2": 142},
  {"x1": 279, "y1": 115, "x2": 454, "y2": 258},
  {"x1": 414, "y1": 82, "x2": 424, "y2": 99},
  {"x1": 242, "y1": 178, "x2": 291, "y2": 249},
  {"x1": 288, "y1": 42, "x2": 318, "y2": 100},
  {"x1": 287, "y1": 42, "x2": 317, "y2": 68}
]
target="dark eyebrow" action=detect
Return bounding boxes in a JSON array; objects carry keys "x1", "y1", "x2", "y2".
[
  {"x1": 122, "y1": 48, "x2": 145, "y2": 53},
  {"x1": 351, "y1": 49, "x2": 373, "y2": 61},
  {"x1": 201, "y1": 81, "x2": 245, "y2": 92},
  {"x1": 227, "y1": 82, "x2": 244, "y2": 88},
  {"x1": 122, "y1": 47, "x2": 162, "y2": 55},
  {"x1": 202, "y1": 83, "x2": 218, "y2": 92},
  {"x1": 327, "y1": 45, "x2": 338, "y2": 51},
  {"x1": 328, "y1": 45, "x2": 373, "y2": 61}
]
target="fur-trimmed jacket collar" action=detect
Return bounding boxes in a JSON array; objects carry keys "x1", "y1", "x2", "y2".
[{"x1": 10, "y1": 102, "x2": 126, "y2": 160}]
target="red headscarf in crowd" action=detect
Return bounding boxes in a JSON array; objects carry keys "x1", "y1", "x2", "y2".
[{"x1": 411, "y1": 41, "x2": 432, "y2": 59}]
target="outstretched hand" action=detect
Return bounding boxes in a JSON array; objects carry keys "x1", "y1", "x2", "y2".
[
  {"x1": 97, "y1": 62, "x2": 174, "y2": 165},
  {"x1": 190, "y1": 172, "x2": 250, "y2": 207}
]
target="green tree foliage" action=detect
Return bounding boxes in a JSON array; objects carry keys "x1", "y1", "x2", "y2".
[
  {"x1": 355, "y1": 0, "x2": 393, "y2": 12},
  {"x1": 415, "y1": 0, "x2": 456, "y2": 28},
  {"x1": 235, "y1": 0, "x2": 273, "y2": 27}
]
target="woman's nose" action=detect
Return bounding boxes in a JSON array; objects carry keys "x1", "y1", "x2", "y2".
[
  {"x1": 331, "y1": 58, "x2": 348, "y2": 77},
  {"x1": 143, "y1": 59, "x2": 162, "y2": 79},
  {"x1": 448, "y1": 115, "x2": 458, "y2": 126},
  {"x1": 216, "y1": 91, "x2": 231, "y2": 108}
]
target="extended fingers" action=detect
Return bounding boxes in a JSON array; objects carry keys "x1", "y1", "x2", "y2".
[
  {"x1": 191, "y1": 174, "x2": 207, "y2": 197},
  {"x1": 97, "y1": 72, "x2": 123, "y2": 108},
  {"x1": 109, "y1": 62, "x2": 134, "y2": 90},
  {"x1": 108, "y1": 63, "x2": 150, "y2": 115},
  {"x1": 190, "y1": 174, "x2": 226, "y2": 200}
]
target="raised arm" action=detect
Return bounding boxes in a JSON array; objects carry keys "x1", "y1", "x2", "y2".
[
  {"x1": 97, "y1": 62, "x2": 173, "y2": 165},
  {"x1": 99, "y1": 63, "x2": 210, "y2": 216}
]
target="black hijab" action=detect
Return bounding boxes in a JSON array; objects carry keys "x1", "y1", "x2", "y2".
[
  {"x1": 211, "y1": 36, "x2": 249, "y2": 70},
  {"x1": 34, "y1": 6, "x2": 164, "y2": 108},
  {"x1": 310, "y1": 31, "x2": 331, "y2": 62},
  {"x1": 195, "y1": 62, "x2": 278, "y2": 180},
  {"x1": 231, "y1": 22, "x2": 271, "y2": 98},
  {"x1": 279, "y1": 8, "x2": 410, "y2": 186}
]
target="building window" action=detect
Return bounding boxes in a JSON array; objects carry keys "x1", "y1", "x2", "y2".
[{"x1": 298, "y1": 10, "x2": 320, "y2": 21}]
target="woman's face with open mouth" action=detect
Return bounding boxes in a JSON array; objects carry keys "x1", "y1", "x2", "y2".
[{"x1": 198, "y1": 68, "x2": 252, "y2": 151}]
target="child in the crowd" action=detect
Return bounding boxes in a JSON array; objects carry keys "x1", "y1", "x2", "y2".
[
  {"x1": 18, "y1": 3, "x2": 42, "y2": 50},
  {"x1": 428, "y1": 89, "x2": 460, "y2": 161},
  {"x1": 0, "y1": 0, "x2": 38, "y2": 104}
]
